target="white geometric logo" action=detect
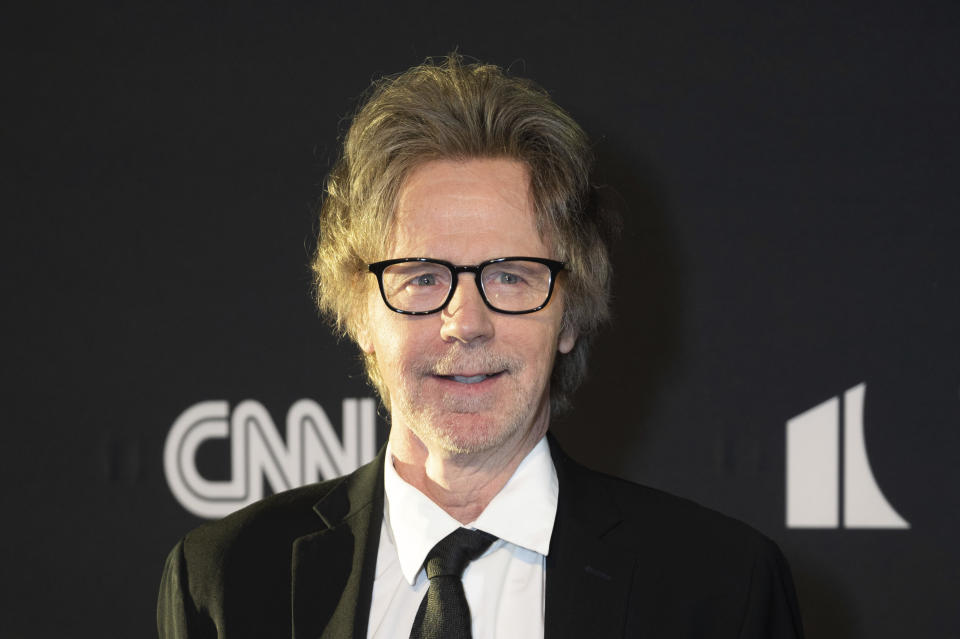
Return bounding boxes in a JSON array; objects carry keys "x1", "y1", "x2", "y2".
[
  {"x1": 786, "y1": 382, "x2": 909, "y2": 529},
  {"x1": 164, "y1": 398, "x2": 377, "y2": 519}
]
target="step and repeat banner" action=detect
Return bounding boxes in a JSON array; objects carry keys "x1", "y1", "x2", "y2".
[{"x1": 6, "y1": 2, "x2": 958, "y2": 637}]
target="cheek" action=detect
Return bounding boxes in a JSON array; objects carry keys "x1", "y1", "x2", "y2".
[
  {"x1": 373, "y1": 315, "x2": 437, "y2": 365},
  {"x1": 511, "y1": 321, "x2": 564, "y2": 369}
]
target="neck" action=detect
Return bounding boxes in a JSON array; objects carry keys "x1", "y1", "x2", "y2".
[{"x1": 388, "y1": 411, "x2": 549, "y2": 524}]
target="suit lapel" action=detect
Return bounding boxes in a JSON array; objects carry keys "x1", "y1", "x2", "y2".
[
  {"x1": 545, "y1": 437, "x2": 635, "y2": 639},
  {"x1": 292, "y1": 447, "x2": 386, "y2": 639}
]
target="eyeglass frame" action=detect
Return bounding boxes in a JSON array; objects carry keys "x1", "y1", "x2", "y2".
[{"x1": 367, "y1": 256, "x2": 566, "y2": 316}]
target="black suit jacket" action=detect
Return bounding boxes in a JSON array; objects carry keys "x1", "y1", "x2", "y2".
[{"x1": 158, "y1": 438, "x2": 803, "y2": 638}]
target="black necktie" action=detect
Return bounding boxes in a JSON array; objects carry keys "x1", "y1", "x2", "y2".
[{"x1": 409, "y1": 527, "x2": 497, "y2": 639}]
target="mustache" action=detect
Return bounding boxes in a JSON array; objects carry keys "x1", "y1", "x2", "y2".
[{"x1": 415, "y1": 347, "x2": 520, "y2": 376}]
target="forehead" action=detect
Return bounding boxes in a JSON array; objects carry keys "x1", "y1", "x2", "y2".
[{"x1": 388, "y1": 158, "x2": 552, "y2": 261}]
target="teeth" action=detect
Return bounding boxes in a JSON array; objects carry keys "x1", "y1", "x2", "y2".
[{"x1": 451, "y1": 375, "x2": 488, "y2": 384}]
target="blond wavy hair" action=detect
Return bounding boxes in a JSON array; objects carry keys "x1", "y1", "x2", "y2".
[{"x1": 311, "y1": 54, "x2": 616, "y2": 414}]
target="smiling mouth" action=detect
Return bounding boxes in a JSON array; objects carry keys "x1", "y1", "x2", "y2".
[{"x1": 437, "y1": 372, "x2": 504, "y2": 384}]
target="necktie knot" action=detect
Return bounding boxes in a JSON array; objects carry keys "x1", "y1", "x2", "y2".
[
  {"x1": 410, "y1": 528, "x2": 497, "y2": 639},
  {"x1": 424, "y1": 528, "x2": 497, "y2": 579}
]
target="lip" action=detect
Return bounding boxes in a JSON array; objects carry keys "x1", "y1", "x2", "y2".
[{"x1": 430, "y1": 371, "x2": 505, "y2": 388}]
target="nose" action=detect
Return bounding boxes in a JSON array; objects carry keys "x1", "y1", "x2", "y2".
[{"x1": 439, "y1": 273, "x2": 495, "y2": 344}]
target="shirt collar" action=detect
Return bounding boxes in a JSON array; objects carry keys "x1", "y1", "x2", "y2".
[{"x1": 383, "y1": 435, "x2": 558, "y2": 585}]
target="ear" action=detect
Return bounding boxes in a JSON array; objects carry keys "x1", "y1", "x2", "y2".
[
  {"x1": 355, "y1": 315, "x2": 376, "y2": 355},
  {"x1": 352, "y1": 285, "x2": 379, "y2": 354},
  {"x1": 358, "y1": 328, "x2": 376, "y2": 355},
  {"x1": 557, "y1": 324, "x2": 577, "y2": 355}
]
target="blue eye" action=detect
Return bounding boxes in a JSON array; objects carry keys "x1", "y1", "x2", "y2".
[{"x1": 416, "y1": 274, "x2": 437, "y2": 286}]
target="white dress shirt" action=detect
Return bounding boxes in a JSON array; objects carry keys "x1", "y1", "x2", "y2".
[{"x1": 366, "y1": 436, "x2": 559, "y2": 639}]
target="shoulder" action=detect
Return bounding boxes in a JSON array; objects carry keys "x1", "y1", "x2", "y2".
[
  {"x1": 589, "y1": 465, "x2": 770, "y2": 548},
  {"x1": 177, "y1": 445, "x2": 385, "y2": 567},
  {"x1": 180, "y1": 478, "x2": 341, "y2": 563},
  {"x1": 159, "y1": 451, "x2": 385, "y2": 637},
  {"x1": 166, "y1": 479, "x2": 342, "y2": 605},
  {"x1": 550, "y1": 445, "x2": 803, "y2": 636},
  {"x1": 159, "y1": 479, "x2": 347, "y2": 638},
  {"x1": 551, "y1": 440, "x2": 790, "y2": 583}
]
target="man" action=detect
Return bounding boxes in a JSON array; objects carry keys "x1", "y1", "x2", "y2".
[{"x1": 158, "y1": 55, "x2": 804, "y2": 638}]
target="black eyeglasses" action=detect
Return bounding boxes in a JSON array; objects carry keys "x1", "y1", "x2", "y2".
[{"x1": 367, "y1": 257, "x2": 565, "y2": 315}]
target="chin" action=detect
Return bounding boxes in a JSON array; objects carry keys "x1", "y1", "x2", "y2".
[
  {"x1": 393, "y1": 379, "x2": 549, "y2": 456},
  {"x1": 414, "y1": 411, "x2": 524, "y2": 455}
]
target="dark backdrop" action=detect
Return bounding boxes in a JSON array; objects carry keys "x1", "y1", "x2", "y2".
[{"x1": 4, "y1": 2, "x2": 958, "y2": 637}]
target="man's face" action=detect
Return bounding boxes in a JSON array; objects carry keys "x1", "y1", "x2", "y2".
[{"x1": 359, "y1": 158, "x2": 576, "y2": 455}]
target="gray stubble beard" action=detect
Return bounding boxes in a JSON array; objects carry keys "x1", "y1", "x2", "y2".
[{"x1": 394, "y1": 347, "x2": 543, "y2": 455}]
